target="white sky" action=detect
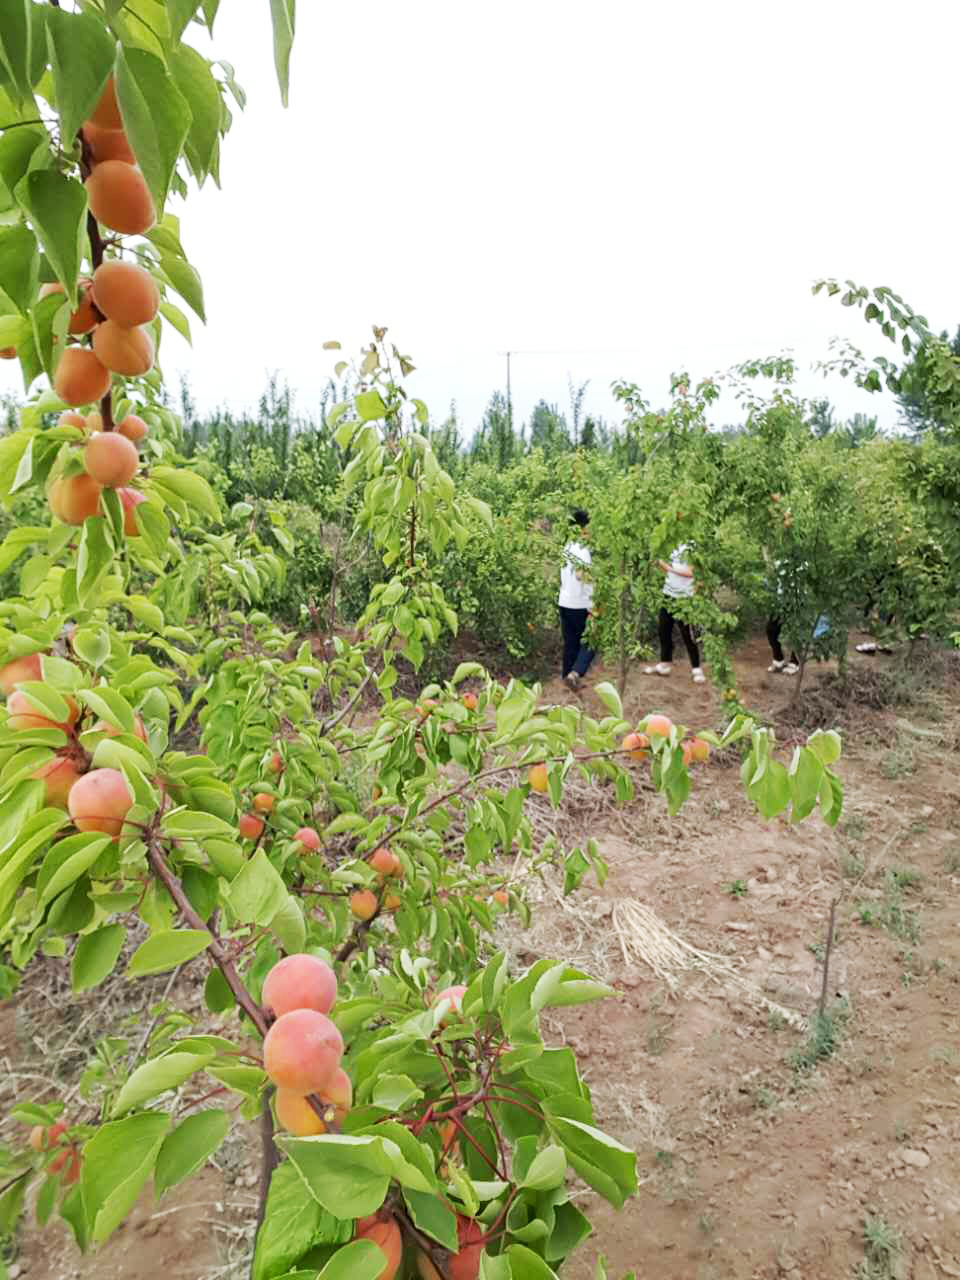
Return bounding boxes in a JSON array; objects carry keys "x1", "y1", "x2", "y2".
[{"x1": 4, "y1": 0, "x2": 959, "y2": 435}]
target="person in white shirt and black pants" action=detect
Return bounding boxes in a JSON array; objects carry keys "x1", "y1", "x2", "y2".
[
  {"x1": 645, "y1": 544, "x2": 707, "y2": 684},
  {"x1": 558, "y1": 510, "x2": 595, "y2": 691}
]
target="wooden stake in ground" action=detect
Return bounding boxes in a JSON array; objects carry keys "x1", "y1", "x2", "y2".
[{"x1": 817, "y1": 897, "x2": 839, "y2": 1020}]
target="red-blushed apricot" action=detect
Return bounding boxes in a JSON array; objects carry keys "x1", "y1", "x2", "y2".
[
  {"x1": 92, "y1": 713, "x2": 147, "y2": 743},
  {"x1": 689, "y1": 737, "x2": 710, "y2": 764},
  {"x1": 39, "y1": 280, "x2": 97, "y2": 335},
  {"x1": 462, "y1": 692, "x2": 478, "y2": 711},
  {"x1": 354, "y1": 1214, "x2": 402, "y2": 1280},
  {"x1": 527, "y1": 762, "x2": 548, "y2": 793},
  {"x1": 0, "y1": 653, "x2": 43, "y2": 695},
  {"x1": 86, "y1": 411, "x2": 103, "y2": 431},
  {"x1": 643, "y1": 714, "x2": 673, "y2": 739},
  {"x1": 89, "y1": 77, "x2": 122, "y2": 130},
  {"x1": 267, "y1": 751, "x2": 283, "y2": 774},
  {"x1": 85, "y1": 430, "x2": 139, "y2": 487},
  {"x1": 294, "y1": 826, "x2": 321, "y2": 851},
  {"x1": 32, "y1": 754, "x2": 83, "y2": 808},
  {"x1": 238, "y1": 812, "x2": 264, "y2": 840},
  {"x1": 85, "y1": 162, "x2": 156, "y2": 236},
  {"x1": 350, "y1": 889, "x2": 378, "y2": 921},
  {"x1": 315, "y1": 1065, "x2": 352, "y2": 1124},
  {"x1": 383, "y1": 892, "x2": 402, "y2": 911},
  {"x1": 58, "y1": 410, "x2": 88, "y2": 432},
  {"x1": 53, "y1": 346, "x2": 111, "y2": 406},
  {"x1": 449, "y1": 1216, "x2": 486, "y2": 1280},
  {"x1": 368, "y1": 846, "x2": 401, "y2": 878},
  {"x1": 49, "y1": 473, "x2": 102, "y2": 525},
  {"x1": 622, "y1": 731, "x2": 649, "y2": 761},
  {"x1": 253, "y1": 792, "x2": 275, "y2": 814},
  {"x1": 434, "y1": 985, "x2": 467, "y2": 1017},
  {"x1": 118, "y1": 487, "x2": 146, "y2": 536},
  {"x1": 493, "y1": 889, "x2": 508, "y2": 907},
  {"x1": 61, "y1": 1150, "x2": 82, "y2": 1185},
  {"x1": 262, "y1": 1009, "x2": 343, "y2": 1094},
  {"x1": 29, "y1": 1125, "x2": 45, "y2": 1152},
  {"x1": 0, "y1": 347, "x2": 16, "y2": 359},
  {"x1": 116, "y1": 413, "x2": 148, "y2": 443},
  {"x1": 91, "y1": 321, "x2": 155, "y2": 377},
  {"x1": 83, "y1": 119, "x2": 135, "y2": 166},
  {"x1": 67, "y1": 767, "x2": 133, "y2": 838},
  {"x1": 262, "y1": 953, "x2": 337, "y2": 1018},
  {"x1": 681, "y1": 740, "x2": 694, "y2": 767},
  {"x1": 92, "y1": 260, "x2": 160, "y2": 328},
  {"x1": 7, "y1": 690, "x2": 79, "y2": 733}
]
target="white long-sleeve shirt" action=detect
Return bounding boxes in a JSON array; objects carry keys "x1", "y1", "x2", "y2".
[
  {"x1": 558, "y1": 541, "x2": 594, "y2": 610},
  {"x1": 663, "y1": 544, "x2": 694, "y2": 599}
]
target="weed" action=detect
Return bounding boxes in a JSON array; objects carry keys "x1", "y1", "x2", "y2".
[
  {"x1": 857, "y1": 872, "x2": 920, "y2": 943},
  {"x1": 944, "y1": 847, "x2": 960, "y2": 874},
  {"x1": 842, "y1": 852, "x2": 866, "y2": 879},
  {"x1": 753, "y1": 1086, "x2": 777, "y2": 1110},
  {"x1": 790, "y1": 998, "x2": 851, "y2": 1073},
  {"x1": 767, "y1": 1008, "x2": 787, "y2": 1031},
  {"x1": 654, "y1": 1149, "x2": 674, "y2": 1168},
  {"x1": 929, "y1": 1044, "x2": 959, "y2": 1069},
  {"x1": 893, "y1": 1119, "x2": 911, "y2": 1143},
  {"x1": 856, "y1": 1215, "x2": 902, "y2": 1279},
  {"x1": 841, "y1": 811, "x2": 868, "y2": 841},
  {"x1": 880, "y1": 737, "x2": 916, "y2": 780},
  {"x1": 807, "y1": 941, "x2": 826, "y2": 963},
  {"x1": 697, "y1": 1212, "x2": 715, "y2": 1236},
  {"x1": 646, "y1": 992, "x2": 671, "y2": 1056},
  {"x1": 889, "y1": 867, "x2": 921, "y2": 889},
  {"x1": 726, "y1": 879, "x2": 747, "y2": 898}
]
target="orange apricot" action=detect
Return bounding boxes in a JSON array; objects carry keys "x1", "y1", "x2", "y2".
[
  {"x1": 528, "y1": 762, "x2": 548, "y2": 793},
  {"x1": 253, "y1": 792, "x2": 275, "y2": 814},
  {"x1": 681, "y1": 740, "x2": 694, "y2": 767},
  {"x1": 49, "y1": 473, "x2": 102, "y2": 525},
  {"x1": 118, "y1": 486, "x2": 146, "y2": 535},
  {"x1": 92, "y1": 713, "x2": 147, "y2": 742},
  {"x1": 89, "y1": 77, "x2": 123, "y2": 130},
  {"x1": 383, "y1": 893, "x2": 403, "y2": 911},
  {"x1": 462, "y1": 692, "x2": 478, "y2": 711},
  {"x1": 238, "y1": 812, "x2": 264, "y2": 840},
  {"x1": 83, "y1": 119, "x2": 135, "y2": 166},
  {"x1": 0, "y1": 652, "x2": 43, "y2": 695},
  {"x1": 350, "y1": 889, "x2": 378, "y2": 921},
  {"x1": 294, "y1": 826, "x2": 321, "y2": 852},
  {"x1": 116, "y1": 413, "x2": 148, "y2": 443},
  {"x1": 262, "y1": 1008, "x2": 343, "y2": 1094},
  {"x1": 7, "y1": 690, "x2": 79, "y2": 733},
  {"x1": 53, "y1": 346, "x2": 111, "y2": 407},
  {"x1": 85, "y1": 162, "x2": 156, "y2": 236},
  {"x1": 643, "y1": 713, "x2": 673, "y2": 739},
  {"x1": 57, "y1": 410, "x2": 88, "y2": 432},
  {"x1": 91, "y1": 321, "x2": 154, "y2": 377},
  {"x1": 32, "y1": 754, "x2": 83, "y2": 808},
  {"x1": 267, "y1": 751, "x2": 283, "y2": 774},
  {"x1": 84, "y1": 430, "x2": 139, "y2": 487},
  {"x1": 39, "y1": 279, "x2": 97, "y2": 335},
  {"x1": 355, "y1": 1215, "x2": 402, "y2": 1280},
  {"x1": 368, "y1": 846, "x2": 401, "y2": 878},
  {"x1": 689, "y1": 737, "x2": 710, "y2": 764},
  {"x1": 92, "y1": 260, "x2": 159, "y2": 328},
  {"x1": 61, "y1": 1150, "x2": 82, "y2": 1185},
  {"x1": 67, "y1": 767, "x2": 133, "y2": 838},
  {"x1": 262, "y1": 953, "x2": 337, "y2": 1018},
  {"x1": 622, "y1": 731, "x2": 649, "y2": 761},
  {"x1": 274, "y1": 1088, "x2": 326, "y2": 1137},
  {"x1": 493, "y1": 889, "x2": 509, "y2": 907}
]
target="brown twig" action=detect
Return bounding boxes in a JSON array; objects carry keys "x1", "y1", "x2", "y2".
[{"x1": 817, "y1": 897, "x2": 839, "y2": 1019}]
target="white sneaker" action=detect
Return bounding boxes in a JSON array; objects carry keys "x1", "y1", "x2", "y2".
[
  {"x1": 564, "y1": 672, "x2": 580, "y2": 691},
  {"x1": 692, "y1": 667, "x2": 706, "y2": 684},
  {"x1": 768, "y1": 659, "x2": 786, "y2": 673},
  {"x1": 644, "y1": 663, "x2": 671, "y2": 677},
  {"x1": 782, "y1": 662, "x2": 799, "y2": 675}
]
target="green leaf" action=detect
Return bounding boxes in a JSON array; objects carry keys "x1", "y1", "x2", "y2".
[
  {"x1": 14, "y1": 169, "x2": 87, "y2": 306},
  {"x1": 520, "y1": 1144, "x2": 565, "y2": 1191},
  {"x1": 269, "y1": 0, "x2": 296, "y2": 107},
  {"x1": 80, "y1": 687, "x2": 135, "y2": 734},
  {"x1": 806, "y1": 728, "x2": 842, "y2": 766},
  {"x1": 37, "y1": 832, "x2": 112, "y2": 907},
  {"x1": 227, "y1": 848, "x2": 288, "y2": 926},
  {"x1": 45, "y1": 8, "x2": 116, "y2": 146},
  {"x1": 76, "y1": 516, "x2": 115, "y2": 607},
  {"x1": 154, "y1": 1109, "x2": 230, "y2": 1196},
  {"x1": 126, "y1": 929, "x2": 211, "y2": 977},
  {"x1": 252, "y1": 1161, "x2": 347, "y2": 1280},
  {"x1": 547, "y1": 1117, "x2": 636, "y2": 1207},
  {"x1": 505, "y1": 1245, "x2": 560, "y2": 1278},
  {"x1": 115, "y1": 45, "x2": 192, "y2": 211},
  {"x1": 150, "y1": 465, "x2": 219, "y2": 520},
  {"x1": 155, "y1": 251, "x2": 205, "y2": 321},
  {"x1": 355, "y1": 389, "x2": 386, "y2": 421},
  {"x1": 748, "y1": 756, "x2": 791, "y2": 820},
  {"x1": 81, "y1": 1112, "x2": 170, "y2": 1244},
  {"x1": 0, "y1": 806, "x2": 67, "y2": 917},
  {"x1": 0, "y1": 223, "x2": 38, "y2": 315},
  {"x1": 168, "y1": 46, "x2": 222, "y2": 184},
  {"x1": 270, "y1": 894, "x2": 306, "y2": 954},
  {"x1": 402, "y1": 1187, "x2": 458, "y2": 1251},
  {"x1": 592, "y1": 682, "x2": 622, "y2": 718},
  {"x1": 316, "y1": 1243, "x2": 387, "y2": 1280},
  {"x1": 158, "y1": 299, "x2": 191, "y2": 343},
  {"x1": 278, "y1": 1133, "x2": 428, "y2": 1219},
  {"x1": 113, "y1": 1052, "x2": 214, "y2": 1117},
  {"x1": 0, "y1": 0, "x2": 33, "y2": 102},
  {"x1": 72, "y1": 922, "x2": 126, "y2": 993},
  {"x1": 371, "y1": 1074, "x2": 422, "y2": 1112}
]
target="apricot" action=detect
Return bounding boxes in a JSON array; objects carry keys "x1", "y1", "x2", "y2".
[
  {"x1": 58, "y1": 411, "x2": 89, "y2": 432},
  {"x1": 7, "y1": 690, "x2": 79, "y2": 733},
  {"x1": 49, "y1": 473, "x2": 102, "y2": 525},
  {"x1": 262, "y1": 953, "x2": 337, "y2": 1018},
  {"x1": 253, "y1": 792, "x2": 275, "y2": 814},
  {"x1": 92, "y1": 713, "x2": 147, "y2": 742},
  {"x1": 92, "y1": 321, "x2": 155, "y2": 377},
  {"x1": 417, "y1": 1217, "x2": 485, "y2": 1280},
  {"x1": 383, "y1": 893, "x2": 403, "y2": 911},
  {"x1": 493, "y1": 889, "x2": 509, "y2": 907},
  {"x1": 0, "y1": 347, "x2": 15, "y2": 359},
  {"x1": 294, "y1": 826, "x2": 321, "y2": 851},
  {"x1": 39, "y1": 280, "x2": 97, "y2": 335},
  {"x1": 321, "y1": 1065, "x2": 353, "y2": 1117},
  {"x1": 643, "y1": 714, "x2": 673, "y2": 739},
  {"x1": 30, "y1": 1121, "x2": 65, "y2": 1153},
  {"x1": 0, "y1": 652, "x2": 43, "y2": 695},
  {"x1": 262, "y1": 1008, "x2": 343, "y2": 1094},
  {"x1": 92, "y1": 260, "x2": 159, "y2": 328},
  {"x1": 368, "y1": 846, "x2": 401, "y2": 878},
  {"x1": 118, "y1": 486, "x2": 146, "y2": 535},
  {"x1": 85, "y1": 161, "x2": 156, "y2": 236},
  {"x1": 32, "y1": 754, "x2": 83, "y2": 807},
  {"x1": 462, "y1": 692, "x2": 478, "y2": 711},
  {"x1": 53, "y1": 346, "x2": 111, "y2": 406},
  {"x1": 62, "y1": 1150, "x2": 82, "y2": 1185},
  {"x1": 238, "y1": 812, "x2": 264, "y2": 840},
  {"x1": 689, "y1": 737, "x2": 710, "y2": 764},
  {"x1": 274, "y1": 1088, "x2": 326, "y2": 1137},
  {"x1": 434, "y1": 985, "x2": 467, "y2": 1016},
  {"x1": 89, "y1": 77, "x2": 123, "y2": 130},
  {"x1": 681, "y1": 740, "x2": 693, "y2": 767},
  {"x1": 116, "y1": 413, "x2": 148, "y2": 443},
  {"x1": 350, "y1": 889, "x2": 378, "y2": 921},
  {"x1": 528, "y1": 762, "x2": 548, "y2": 793},
  {"x1": 29, "y1": 1125, "x2": 45, "y2": 1153},
  {"x1": 267, "y1": 751, "x2": 283, "y2": 774},
  {"x1": 68, "y1": 767, "x2": 133, "y2": 837},
  {"x1": 86, "y1": 411, "x2": 103, "y2": 431},
  {"x1": 83, "y1": 120, "x2": 135, "y2": 166},
  {"x1": 354, "y1": 1215, "x2": 402, "y2": 1280},
  {"x1": 85, "y1": 431, "x2": 139, "y2": 487},
  {"x1": 622, "y1": 731, "x2": 649, "y2": 761}
]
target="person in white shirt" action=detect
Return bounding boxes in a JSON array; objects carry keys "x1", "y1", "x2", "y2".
[
  {"x1": 558, "y1": 509, "x2": 596, "y2": 691},
  {"x1": 644, "y1": 543, "x2": 706, "y2": 683}
]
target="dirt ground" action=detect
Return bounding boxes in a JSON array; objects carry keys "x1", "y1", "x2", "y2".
[{"x1": 3, "y1": 633, "x2": 959, "y2": 1279}]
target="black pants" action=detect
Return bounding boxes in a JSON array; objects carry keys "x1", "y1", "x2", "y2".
[
  {"x1": 658, "y1": 606, "x2": 700, "y2": 667},
  {"x1": 559, "y1": 607, "x2": 595, "y2": 678},
  {"x1": 766, "y1": 618, "x2": 798, "y2": 665}
]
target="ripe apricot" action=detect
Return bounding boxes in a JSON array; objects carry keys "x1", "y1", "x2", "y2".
[
  {"x1": 85, "y1": 431, "x2": 139, "y2": 487},
  {"x1": 321, "y1": 1065, "x2": 353, "y2": 1118},
  {"x1": 92, "y1": 713, "x2": 147, "y2": 742},
  {"x1": 49, "y1": 473, "x2": 102, "y2": 525},
  {"x1": 462, "y1": 692, "x2": 478, "y2": 711},
  {"x1": 434, "y1": 985, "x2": 467, "y2": 1017},
  {"x1": 92, "y1": 260, "x2": 159, "y2": 328},
  {"x1": 7, "y1": 690, "x2": 79, "y2": 732},
  {"x1": 643, "y1": 714, "x2": 673, "y2": 739},
  {"x1": 83, "y1": 120, "x2": 135, "y2": 166},
  {"x1": 368, "y1": 846, "x2": 401, "y2": 878},
  {"x1": 294, "y1": 826, "x2": 321, "y2": 852},
  {"x1": 116, "y1": 413, "x2": 148, "y2": 443},
  {"x1": 383, "y1": 893, "x2": 403, "y2": 911},
  {"x1": 85, "y1": 162, "x2": 156, "y2": 236},
  {"x1": 118, "y1": 486, "x2": 146, "y2": 535},
  {"x1": 53, "y1": 346, "x2": 111, "y2": 407},
  {"x1": 62, "y1": 1150, "x2": 82, "y2": 1185},
  {"x1": 354, "y1": 1215, "x2": 402, "y2": 1280},
  {"x1": 262, "y1": 1008, "x2": 343, "y2": 1094},
  {"x1": 267, "y1": 751, "x2": 283, "y2": 774},
  {"x1": 681, "y1": 740, "x2": 693, "y2": 767},
  {"x1": 58, "y1": 411, "x2": 88, "y2": 432},
  {"x1": 689, "y1": 737, "x2": 710, "y2": 764},
  {"x1": 0, "y1": 652, "x2": 42, "y2": 695},
  {"x1": 238, "y1": 812, "x2": 264, "y2": 840},
  {"x1": 92, "y1": 321, "x2": 154, "y2": 377},
  {"x1": 253, "y1": 792, "x2": 275, "y2": 814},
  {"x1": 39, "y1": 280, "x2": 97, "y2": 335},
  {"x1": 89, "y1": 77, "x2": 122, "y2": 130},
  {"x1": 350, "y1": 889, "x2": 378, "y2": 921},
  {"x1": 262, "y1": 953, "x2": 337, "y2": 1018},
  {"x1": 416, "y1": 1216, "x2": 485, "y2": 1280},
  {"x1": 622, "y1": 731, "x2": 649, "y2": 761},
  {"x1": 528, "y1": 762, "x2": 548, "y2": 793},
  {"x1": 68, "y1": 767, "x2": 132, "y2": 837},
  {"x1": 493, "y1": 889, "x2": 509, "y2": 907},
  {"x1": 32, "y1": 754, "x2": 83, "y2": 807},
  {"x1": 275, "y1": 1088, "x2": 326, "y2": 1137}
]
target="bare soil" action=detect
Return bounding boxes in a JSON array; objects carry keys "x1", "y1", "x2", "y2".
[{"x1": 4, "y1": 633, "x2": 960, "y2": 1279}]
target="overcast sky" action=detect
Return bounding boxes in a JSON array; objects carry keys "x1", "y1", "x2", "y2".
[{"x1": 4, "y1": 0, "x2": 958, "y2": 436}]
